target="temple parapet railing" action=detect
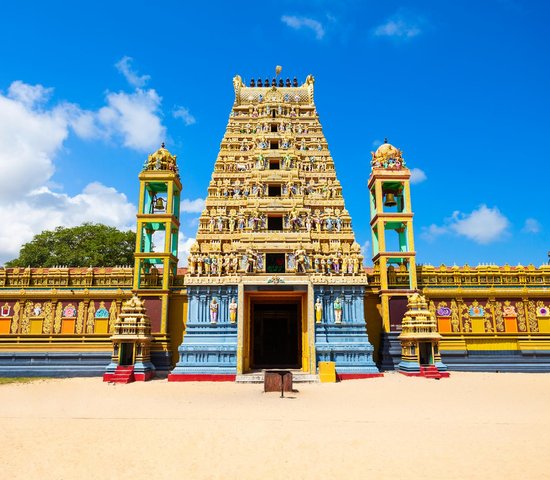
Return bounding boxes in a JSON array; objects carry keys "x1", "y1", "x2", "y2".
[
  {"x1": 366, "y1": 264, "x2": 550, "y2": 289},
  {"x1": 0, "y1": 267, "x2": 134, "y2": 289},
  {"x1": 418, "y1": 264, "x2": 550, "y2": 288}
]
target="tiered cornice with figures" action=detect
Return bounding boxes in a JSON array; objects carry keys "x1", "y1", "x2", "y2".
[{"x1": 187, "y1": 74, "x2": 364, "y2": 280}]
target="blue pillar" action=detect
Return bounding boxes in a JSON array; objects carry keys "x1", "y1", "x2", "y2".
[
  {"x1": 314, "y1": 285, "x2": 379, "y2": 375},
  {"x1": 170, "y1": 285, "x2": 238, "y2": 376}
]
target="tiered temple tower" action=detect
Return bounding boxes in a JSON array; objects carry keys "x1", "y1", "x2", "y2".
[
  {"x1": 169, "y1": 73, "x2": 380, "y2": 380},
  {"x1": 368, "y1": 141, "x2": 418, "y2": 369}
]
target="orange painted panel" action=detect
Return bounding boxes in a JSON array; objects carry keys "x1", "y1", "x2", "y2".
[
  {"x1": 504, "y1": 317, "x2": 518, "y2": 333},
  {"x1": 0, "y1": 318, "x2": 11, "y2": 334},
  {"x1": 61, "y1": 318, "x2": 75, "y2": 334},
  {"x1": 438, "y1": 317, "x2": 452, "y2": 333}
]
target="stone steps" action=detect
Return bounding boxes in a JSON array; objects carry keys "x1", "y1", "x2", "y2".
[{"x1": 235, "y1": 371, "x2": 319, "y2": 384}]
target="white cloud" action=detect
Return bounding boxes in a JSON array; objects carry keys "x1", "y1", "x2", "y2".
[
  {"x1": 0, "y1": 79, "x2": 162, "y2": 264},
  {"x1": 373, "y1": 11, "x2": 424, "y2": 39},
  {"x1": 181, "y1": 198, "x2": 205, "y2": 213},
  {"x1": 97, "y1": 88, "x2": 165, "y2": 151},
  {"x1": 360, "y1": 240, "x2": 371, "y2": 257},
  {"x1": 0, "y1": 183, "x2": 135, "y2": 264},
  {"x1": 7, "y1": 80, "x2": 53, "y2": 107},
  {"x1": 281, "y1": 15, "x2": 325, "y2": 39},
  {"x1": 522, "y1": 218, "x2": 541, "y2": 234},
  {"x1": 422, "y1": 205, "x2": 510, "y2": 244},
  {"x1": 0, "y1": 86, "x2": 68, "y2": 200},
  {"x1": 177, "y1": 233, "x2": 196, "y2": 267},
  {"x1": 173, "y1": 106, "x2": 196, "y2": 126},
  {"x1": 115, "y1": 56, "x2": 151, "y2": 88},
  {"x1": 410, "y1": 167, "x2": 427, "y2": 184},
  {"x1": 422, "y1": 224, "x2": 448, "y2": 242}
]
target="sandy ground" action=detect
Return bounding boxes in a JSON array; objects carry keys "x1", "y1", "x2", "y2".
[{"x1": 0, "y1": 372, "x2": 549, "y2": 480}]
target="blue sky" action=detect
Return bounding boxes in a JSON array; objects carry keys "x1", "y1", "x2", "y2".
[{"x1": 0, "y1": 0, "x2": 548, "y2": 267}]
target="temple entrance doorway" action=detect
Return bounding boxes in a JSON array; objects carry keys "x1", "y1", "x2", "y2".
[
  {"x1": 119, "y1": 343, "x2": 134, "y2": 366},
  {"x1": 419, "y1": 342, "x2": 433, "y2": 366},
  {"x1": 251, "y1": 301, "x2": 301, "y2": 369}
]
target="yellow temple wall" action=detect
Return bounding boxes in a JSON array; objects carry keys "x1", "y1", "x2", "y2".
[
  {"x1": 370, "y1": 264, "x2": 550, "y2": 370},
  {"x1": 167, "y1": 290, "x2": 188, "y2": 366},
  {"x1": 364, "y1": 292, "x2": 383, "y2": 363},
  {"x1": 1, "y1": 263, "x2": 549, "y2": 373}
]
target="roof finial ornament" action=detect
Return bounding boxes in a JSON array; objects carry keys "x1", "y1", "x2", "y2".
[
  {"x1": 384, "y1": 137, "x2": 388, "y2": 144},
  {"x1": 161, "y1": 142, "x2": 165, "y2": 149},
  {"x1": 275, "y1": 65, "x2": 282, "y2": 77}
]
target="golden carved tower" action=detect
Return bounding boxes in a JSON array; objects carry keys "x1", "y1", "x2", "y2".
[
  {"x1": 188, "y1": 74, "x2": 364, "y2": 276},
  {"x1": 170, "y1": 71, "x2": 379, "y2": 380}
]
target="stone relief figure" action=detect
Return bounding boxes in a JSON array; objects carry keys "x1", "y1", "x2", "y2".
[
  {"x1": 295, "y1": 244, "x2": 307, "y2": 273},
  {"x1": 188, "y1": 253, "x2": 197, "y2": 275},
  {"x1": 229, "y1": 298, "x2": 238, "y2": 323},
  {"x1": 334, "y1": 298, "x2": 343, "y2": 324},
  {"x1": 210, "y1": 298, "x2": 219, "y2": 324},
  {"x1": 230, "y1": 252, "x2": 239, "y2": 273},
  {"x1": 33, "y1": 303, "x2": 43, "y2": 316},
  {"x1": 315, "y1": 297, "x2": 323, "y2": 323},
  {"x1": 245, "y1": 248, "x2": 257, "y2": 273}
]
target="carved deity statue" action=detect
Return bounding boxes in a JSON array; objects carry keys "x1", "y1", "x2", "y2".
[
  {"x1": 229, "y1": 298, "x2": 238, "y2": 323},
  {"x1": 210, "y1": 298, "x2": 219, "y2": 324},
  {"x1": 334, "y1": 298, "x2": 343, "y2": 324},
  {"x1": 315, "y1": 297, "x2": 323, "y2": 323},
  {"x1": 295, "y1": 243, "x2": 307, "y2": 273}
]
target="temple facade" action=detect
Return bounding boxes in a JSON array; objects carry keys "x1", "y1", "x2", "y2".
[{"x1": 0, "y1": 73, "x2": 549, "y2": 379}]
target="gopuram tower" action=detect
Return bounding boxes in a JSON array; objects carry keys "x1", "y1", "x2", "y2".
[{"x1": 169, "y1": 72, "x2": 380, "y2": 381}]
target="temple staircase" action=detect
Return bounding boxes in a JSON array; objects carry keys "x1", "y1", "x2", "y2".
[
  {"x1": 419, "y1": 365, "x2": 450, "y2": 380},
  {"x1": 235, "y1": 370, "x2": 318, "y2": 384},
  {"x1": 106, "y1": 365, "x2": 135, "y2": 384}
]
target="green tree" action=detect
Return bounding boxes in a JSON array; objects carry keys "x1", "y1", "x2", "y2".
[{"x1": 5, "y1": 223, "x2": 136, "y2": 268}]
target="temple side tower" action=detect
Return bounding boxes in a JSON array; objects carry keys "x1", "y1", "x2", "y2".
[
  {"x1": 169, "y1": 72, "x2": 379, "y2": 381},
  {"x1": 134, "y1": 144, "x2": 181, "y2": 369},
  {"x1": 397, "y1": 292, "x2": 448, "y2": 378},
  {"x1": 103, "y1": 294, "x2": 155, "y2": 382},
  {"x1": 134, "y1": 144, "x2": 181, "y2": 293},
  {"x1": 368, "y1": 141, "x2": 417, "y2": 369}
]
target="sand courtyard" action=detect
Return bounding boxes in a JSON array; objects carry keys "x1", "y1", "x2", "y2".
[{"x1": 1, "y1": 372, "x2": 549, "y2": 480}]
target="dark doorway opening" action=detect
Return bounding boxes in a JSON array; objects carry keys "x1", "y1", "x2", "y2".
[
  {"x1": 266, "y1": 253, "x2": 286, "y2": 273},
  {"x1": 119, "y1": 343, "x2": 134, "y2": 366},
  {"x1": 267, "y1": 216, "x2": 283, "y2": 231},
  {"x1": 419, "y1": 342, "x2": 433, "y2": 365},
  {"x1": 268, "y1": 185, "x2": 281, "y2": 197},
  {"x1": 269, "y1": 159, "x2": 280, "y2": 170},
  {"x1": 270, "y1": 141, "x2": 278, "y2": 150},
  {"x1": 271, "y1": 123, "x2": 277, "y2": 133},
  {"x1": 252, "y1": 302, "x2": 300, "y2": 368}
]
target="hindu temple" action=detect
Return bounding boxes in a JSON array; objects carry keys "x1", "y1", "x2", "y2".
[{"x1": 0, "y1": 73, "x2": 549, "y2": 381}]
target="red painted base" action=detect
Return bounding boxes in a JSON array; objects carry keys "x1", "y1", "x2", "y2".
[
  {"x1": 337, "y1": 373, "x2": 384, "y2": 380},
  {"x1": 167, "y1": 374, "x2": 236, "y2": 382},
  {"x1": 103, "y1": 365, "x2": 135, "y2": 384},
  {"x1": 399, "y1": 366, "x2": 450, "y2": 379},
  {"x1": 103, "y1": 366, "x2": 156, "y2": 383},
  {"x1": 134, "y1": 371, "x2": 155, "y2": 381}
]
